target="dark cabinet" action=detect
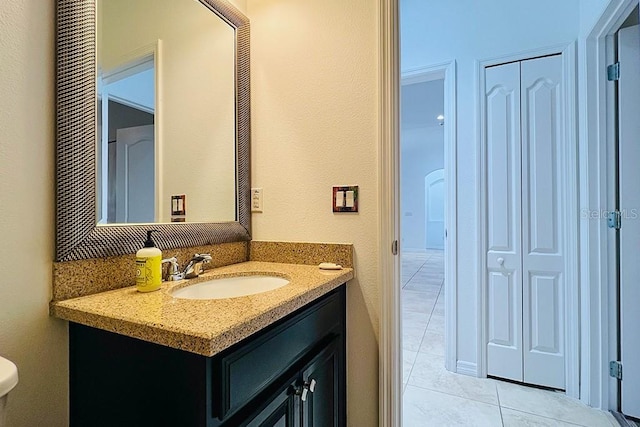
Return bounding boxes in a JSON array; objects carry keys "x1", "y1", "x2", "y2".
[
  {"x1": 246, "y1": 378, "x2": 299, "y2": 427},
  {"x1": 69, "y1": 285, "x2": 346, "y2": 427},
  {"x1": 243, "y1": 337, "x2": 343, "y2": 427},
  {"x1": 301, "y1": 339, "x2": 342, "y2": 427}
]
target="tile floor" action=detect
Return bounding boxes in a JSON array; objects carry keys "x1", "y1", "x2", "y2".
[{"x1": 401, "y1": 250, "x2": 618, "y2": 427}]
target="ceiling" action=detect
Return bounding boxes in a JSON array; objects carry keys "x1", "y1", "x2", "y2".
[{"x1": 401, "y1": 79, "x2": 444, "y2": 130}]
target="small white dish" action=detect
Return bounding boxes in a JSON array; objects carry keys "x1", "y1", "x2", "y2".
[{"x1": 319, "y1": 262, "x2": 343, "y2": 270}]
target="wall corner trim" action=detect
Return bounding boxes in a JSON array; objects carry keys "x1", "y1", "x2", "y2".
[{"x1": 378, "y1": 0, "x2": 401, "y2": 426}]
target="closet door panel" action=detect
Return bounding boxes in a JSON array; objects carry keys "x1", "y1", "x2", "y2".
[
  {"x1": 485, "y1": 62, "x2": 523, "y2": 382},
  {"x1": 520, "y1": 54, "x2": 565, "y2": 390}
]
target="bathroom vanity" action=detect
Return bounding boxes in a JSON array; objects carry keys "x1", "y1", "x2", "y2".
[{"x1": 52, "y1": 261, "x2": 352, "y2": 427}]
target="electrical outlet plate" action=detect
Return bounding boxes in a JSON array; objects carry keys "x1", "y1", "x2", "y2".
[
  {"x1": 333, "y1": 185, "x2": 358, "y2": 213},
  {"x1": 251, "y1": 188, "x2": 263, "y2": 212},
  {"x1": 171, "y1": 194, "x2": 186, "y2": 222}
]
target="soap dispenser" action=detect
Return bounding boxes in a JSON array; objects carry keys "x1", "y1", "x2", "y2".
[{"x1": 136, "y1": 230, "x2": 162, "y2": 292}]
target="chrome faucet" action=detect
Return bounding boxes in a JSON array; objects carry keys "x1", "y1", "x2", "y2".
[
  {"x1": 162, "y1": 257, "x2": 183, "y2": 281},
  {"x1": 162, "y1": 253, "x2": 212, "y2": 281},
  {"x1": 183, "y1": 253, "x2": 212, "y2": 279}
]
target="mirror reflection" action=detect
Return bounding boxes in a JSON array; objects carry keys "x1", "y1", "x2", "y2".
[{"x1": 96, "y1": 0, "x2": 237, "y2": 224}]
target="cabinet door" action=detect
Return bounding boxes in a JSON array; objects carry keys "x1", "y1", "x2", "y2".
[
  {"x1": 245, "y1": 381, "x2": 300, "y2": 427},
  {"x1": 301, "y1": 338, "x2": 344, "y2": 427},
  {"x1": 214, "y1": 288, "x2": 344, "y2": 419}
]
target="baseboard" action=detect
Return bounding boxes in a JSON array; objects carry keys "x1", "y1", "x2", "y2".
[{"x1": 456, "y1": 361, "x2": 478, "y2": 377}]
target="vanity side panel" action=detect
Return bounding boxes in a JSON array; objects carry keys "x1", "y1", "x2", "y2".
[{"x1": 69, "y1": 323, "x2": 209, "y2": 427}]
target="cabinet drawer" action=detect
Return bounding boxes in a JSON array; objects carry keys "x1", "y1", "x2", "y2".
[{"x1": 213, "y1": 287, "x2": 345, "y2": 420}]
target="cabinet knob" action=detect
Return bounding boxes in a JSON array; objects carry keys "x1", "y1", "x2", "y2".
[
  {"x1": 497, "y1": 257, "x2": 505, "y2": 266},
  {"x1": 295, "y1": 378, "x2": 317, "y2": 402},
  {"x1": 306, "y1": 378, "x2": 316, "y2": 393}
]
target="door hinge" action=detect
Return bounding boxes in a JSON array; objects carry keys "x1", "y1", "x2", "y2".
[
  {"x1": 607, "y1": 210, "x2": 622, "y2": 229},
  {"x1": 608, "y1": 62, "x2": 620, "y2": 81},
  {"x1": 391, "y1": 240, "x2": 398, "y2": 256},
  {"x1": 610, "y1": 361, "x2": 623, "y2": 380}
]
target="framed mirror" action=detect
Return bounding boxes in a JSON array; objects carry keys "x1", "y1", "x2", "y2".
[{"x1": 55, "y1": 0, "x2": 250, "y2": 262}]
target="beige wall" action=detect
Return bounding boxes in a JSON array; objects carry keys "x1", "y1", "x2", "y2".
[
  {"x1": 247, "y1": 0, "x2": 380, "y2": 425},
  {"x1": 230, "y1": 0, "x2": 247, "y2": 14},
  {"x1": 579, "y1": 0, "x2": 613, "y2": 36},
  {"x1": 0, "y1": 1, "x2": 69, "y2": 426}
]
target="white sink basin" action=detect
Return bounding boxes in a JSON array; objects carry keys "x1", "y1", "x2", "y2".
[{"x1": 170, "y1": 275, "x2": 290, "y2": 300}]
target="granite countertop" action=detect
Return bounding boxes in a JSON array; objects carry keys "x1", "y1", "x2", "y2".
[{"x1": 50, "y1": 261, "x2": 353, "y2": 357}]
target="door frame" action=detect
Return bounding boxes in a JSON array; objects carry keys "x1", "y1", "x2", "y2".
[
  {"x1": 580, "y1": 0, "x2": 639, "y2": 410},
  {"x1": 378, "y1": 0, "x2": 458, "y2": 418},
  {"x1": 476, "y1": 42, "x2": 579, "y2": 398},
  {"x1": 98, "y1": 41, "x2": 163, "y2": 224},
  {"x1": 401, "y1": 63, "x2": 458, "y2": 374},
  {"x1": 378, "y1": 0, "x2": 401, "y2": 424},
  {"x1": 617, "y1": 23, "x2": 640, "y2": 421}
]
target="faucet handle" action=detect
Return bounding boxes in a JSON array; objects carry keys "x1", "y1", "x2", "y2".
[
  {"x1": 182, "y1": 253, "x2": 213, "y2": 279},
  {"x1": 193, "y1": 253, "x2": 212, "y2": 263},
  {"x1": 195, "y1": 253, "x2": 212, "y2": 273},
  {"x1": 162, "y1": 257, "x2": 183, "y2": 281},
  {"x1": 193, "y1": 253, "x2": 212, "y2": 270},
  {"x1": 162, "y1": 257, "x2": 179, "y2": 272}
]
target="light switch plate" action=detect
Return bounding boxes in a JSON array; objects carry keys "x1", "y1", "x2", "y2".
[
  {"x1": 333, "y1": 185, "x2": 358, "y2": 213},
  {"x1": 171, "y1": 195, "x2": 186, "y2": 222},
  {"x1": 251, "y1": 188, "x2": 263, "y2": 212},
  {"x1": 171, "y1": 195, "x2": 186, "y2": 215}
]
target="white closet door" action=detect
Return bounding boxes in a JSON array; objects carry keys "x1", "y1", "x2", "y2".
[
  {"x1": 485, "y1": 62, "x2": 523, "y2": 383},
  {"x1": 520, "y1": 55, "x2": 565, "y2": 390},
  {"x1": 618, "y1": 24, "x2": 640, "y2": 419},
  {"x1": 115, "y1": 125, "x2": 155, "y2": 223}
]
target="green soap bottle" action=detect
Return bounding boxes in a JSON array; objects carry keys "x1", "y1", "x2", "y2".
[{"x1": 136, "y1": 230, "x2": 162, "y2": 292}]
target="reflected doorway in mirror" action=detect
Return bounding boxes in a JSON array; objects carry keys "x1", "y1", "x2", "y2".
[{"x1": 98, "y1": 53, "x2": 156, "y2": 224}]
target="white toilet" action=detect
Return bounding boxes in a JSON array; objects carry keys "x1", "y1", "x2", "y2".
[{"x1": 0, "y1": 356, "x2": 18, "y2": 427}]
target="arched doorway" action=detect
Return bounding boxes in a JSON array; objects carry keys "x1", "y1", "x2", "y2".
[{"x1": 424, "y1": 168, "x2": 444, "y2": 250}]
